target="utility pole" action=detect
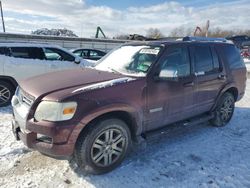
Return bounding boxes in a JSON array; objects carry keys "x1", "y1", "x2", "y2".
[
  {"x1": 205, "y1": 20, "x2": 210, "y2": 37},
  {"x1": 0, "y1": 1, "x2": 5, "y2": 32}
]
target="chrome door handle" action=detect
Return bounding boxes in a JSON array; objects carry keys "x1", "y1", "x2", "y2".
[
  {"x1": 218, "y1": 74, "x2": 226, "y2": 80},
  {"x1": 183, "y1": 82, "x2": 194, "y2": 87}
]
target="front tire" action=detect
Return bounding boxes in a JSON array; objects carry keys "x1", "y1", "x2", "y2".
[
  {"x1": 210, "y1": 92, "x2": 235, "y2": 127},
  {"x1": 0, "y1": 81, "x2": 15, "y2": 107},
  {"x1": 74, "y1": 118, "x2": 131, "y2": 174}
]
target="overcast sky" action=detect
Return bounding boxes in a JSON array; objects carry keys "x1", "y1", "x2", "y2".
[{"x1": 1, "y1": 0, "x2": 250, "y2": 37}]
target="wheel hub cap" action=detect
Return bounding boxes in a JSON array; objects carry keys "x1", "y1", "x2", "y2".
[
  {"x1": 0, "y1": 85, "x2": 11, "y2": 105},
  {"x1": 91, "y1": 128, "x2": 125, "y2": 167},
  {"x1": 220, "y1": 97, "x2": 234, "y2": 122}
]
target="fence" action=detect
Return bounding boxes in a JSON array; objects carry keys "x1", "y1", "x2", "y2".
[{"x1": 0, "y1": 33, "x2": 128, "y2": 52}]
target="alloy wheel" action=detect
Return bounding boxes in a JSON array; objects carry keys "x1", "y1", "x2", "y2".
[
  {"x1": 0, "y1": 85, "x2": 11, "y2": 105},
  {"x1": 91, "y1": 128, "x2": 126, "y2": 167},
  {"x1": 220, "y1": 96, "x2": 234, "y2": 122}
]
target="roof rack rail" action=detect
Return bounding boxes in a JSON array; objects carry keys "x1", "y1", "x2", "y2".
[{"x1": 182, "y1": 36, "x2": 228, "y2": 42}]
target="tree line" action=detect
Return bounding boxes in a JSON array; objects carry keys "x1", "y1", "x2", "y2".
[{"x1": 114, "y1": 27, "x2": 250, "y2": 40}]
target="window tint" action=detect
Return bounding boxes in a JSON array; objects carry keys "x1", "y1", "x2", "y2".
[
  {"x1": 11, "y1": 47, "x2": 44, "y2": 60},
  {"x1": 90, "y1": 50, "x2": 105, "y2": 59},
  {"x1": 81, "y1": 50, "x2": 89, "y2": 58},
  {"x1": 221, "y1": 45, "x2": 245, "y2": 69},
  {"x1": 44, "y1": 48, "x2": 75, "y2": 61},
  {"x1": 73, "y1": 50, "x2": 82, "y2": 57},
  {"x1": 194, "y1": 46, "x2": 214, "y2": 73},
  {"x1": 211, "y1": 47, "x2": 220, "y2": 71},
  {"x1": 0, "y1": 47, "x2": 10, "y2": 56},
  {"x1": 90, "y1": 50, "x2": 98, "y2": 57},
  {"x1": 160, "y1": 46, "x2": 190, "y2": 77}
]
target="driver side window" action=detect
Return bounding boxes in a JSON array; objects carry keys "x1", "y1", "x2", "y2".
[
  {"x1": 159, "y1": 46, "x2": 190, "y2": 78},
  {"x1": 44, "y1": 48, "x2": 75, "y2": 62}
]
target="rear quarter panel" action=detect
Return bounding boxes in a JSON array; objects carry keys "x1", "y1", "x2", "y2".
[
  {"x1": 231, "y1": 67, "x2": 247, "y2": 100},
  {"x1": 216, "y1": 44, "x2": 247, "y2": 101}
]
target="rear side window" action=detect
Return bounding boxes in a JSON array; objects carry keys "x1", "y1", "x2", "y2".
[
  {"x1": 73, "y1": 50, "x2": 82, "y2": 57},
  {"x1": 221, "y1": 45, "x2": 245, "y2": 69},
  {"x1": 81, "y1": 50, "x2": 89, "y2": 58},
  {"x1": 194, "y1": 46, "x2": 213, "y2": 73},
  {"x1": 194, "y1": 45, "x2": 220, "y2": 74},
  {"x1": 10, "y1": 47, "x2": 44, "y2": 60},
  {"x1": 89, "y1": 50, "x2": 106, "y2": 59}
]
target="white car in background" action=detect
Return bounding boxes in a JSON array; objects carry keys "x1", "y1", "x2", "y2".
[{"x1": 0, "y1": 42, "x2": 94, "y2": 107}]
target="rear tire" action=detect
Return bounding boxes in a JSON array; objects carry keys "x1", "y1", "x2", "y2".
[
  {"x1": 0, "y1": 81, "x2": 15, "y2": 107},
  {"x1": 73, "y1": 118, "x2": 131, "y2": 174},
  {"x1": 210, "y1": 92, "x2": 235, "y2": 127}
]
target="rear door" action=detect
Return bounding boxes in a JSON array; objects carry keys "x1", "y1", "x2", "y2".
[
  {"x1": 191, "y1": 44, "x2": 226, "y2": 114},
  {"x1": 43, "y1": 47, "x2": 78, "y2": 72},
  {"x1": 145, "y1": 44, "x2": 196, "y2": 131},
  {"x1": 5, "y1": 47, "x2": 46, "y2": 81}
]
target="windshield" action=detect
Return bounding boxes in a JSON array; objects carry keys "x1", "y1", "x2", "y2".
[{"x1": 95, "y1": 45, "x2": 162, "y2": 77}]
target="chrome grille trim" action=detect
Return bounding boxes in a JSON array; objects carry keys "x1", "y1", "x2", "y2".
[{"x1": 18, "y1": 88, "x2": 35, "y2": 107}]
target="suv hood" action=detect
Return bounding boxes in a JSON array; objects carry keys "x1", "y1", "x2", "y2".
[{"x1": 20, "y1": 68, "x2": 128, "y2": 98}]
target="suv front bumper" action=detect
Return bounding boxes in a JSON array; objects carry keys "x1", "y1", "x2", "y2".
[{"x1": 12, "y1": 115, "x2": 79, "y2": 158}]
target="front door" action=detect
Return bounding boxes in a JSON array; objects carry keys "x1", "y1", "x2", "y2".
[{"x1": 145, "y1": 44, "x2": 195, "y2": 131}]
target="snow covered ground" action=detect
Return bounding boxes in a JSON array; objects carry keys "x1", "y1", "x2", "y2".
[
  {"x1": 244, "y1": 58, "x2": 250, "y2": 73},
  {"x1": 0, "y1": 80, "x2": 250, "y2": 188}
]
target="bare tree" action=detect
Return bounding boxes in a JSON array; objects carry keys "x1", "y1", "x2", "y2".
[
  {"x1": 169, "y1": 26, "x2": 193, "y2": 37},
  {"x1": 146, "y1": 28, "x2": 165, "y2": 39},
  {"x1": 169, "y1": 26, "x2": 250, "y2": 38},
  {"x1": 113, "y1": 34, "x2": 129, "y2": 40}
]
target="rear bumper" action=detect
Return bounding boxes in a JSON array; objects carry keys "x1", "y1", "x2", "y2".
[{"x1": 12, "y1": 117, "x2": 79, "y2": 157}]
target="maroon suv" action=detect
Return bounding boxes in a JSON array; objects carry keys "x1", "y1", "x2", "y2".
[{"x1": 12, "y1": 37, "x2": 247, "y2": 174}]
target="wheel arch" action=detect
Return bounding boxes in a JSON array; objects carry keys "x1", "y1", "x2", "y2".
[
  {"x1": 211, "y1": 85, "x2": 238, "y2": 111},
  {"x1": 72, "y1": 107, "x2": 143, "y2": 150},
  {"x1": 225, "y1": 87, "x2": 238, "y2": 101},
  {"x1": 0, "y1": 76, "x2": 18, "y2": 89}
]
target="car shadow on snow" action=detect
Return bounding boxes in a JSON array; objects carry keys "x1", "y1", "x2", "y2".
[
  {"x1": 68, "y1": 106, "x2": 250, "y2": 187},
  {"x1": 0, "y1": 105, "x2": 12, "y2": 115}
]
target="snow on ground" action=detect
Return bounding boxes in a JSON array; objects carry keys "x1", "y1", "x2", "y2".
[
  {"x1": 244, "y1": 58, "x2": 250, "y2": 72},
  {"x1": 0, "y1": 80, "x2": 250, "y2": 188}
]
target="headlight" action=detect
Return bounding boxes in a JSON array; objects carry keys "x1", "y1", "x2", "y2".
[{"x1": 34, "y1": 101, "x2": 77, "y2": 122}]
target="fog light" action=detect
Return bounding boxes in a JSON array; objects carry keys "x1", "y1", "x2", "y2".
[{"x1": 37, "y1": 134, "x2": 52, "y2": 143}]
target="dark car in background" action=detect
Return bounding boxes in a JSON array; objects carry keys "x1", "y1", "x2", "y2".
[
  {"x1": 226, "y1": 35, "x2": 250, "y2": 48},
  {"x1": 12, "y1": 37, "x2": 247, "y2": 174},
  {"x1": 72, "y1": 48, "x2": 106, "y2": 61}
]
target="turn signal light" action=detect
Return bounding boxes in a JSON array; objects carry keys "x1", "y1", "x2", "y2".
[{"x1": 63, "y1": 107, "x2": 76, "y2": 115}]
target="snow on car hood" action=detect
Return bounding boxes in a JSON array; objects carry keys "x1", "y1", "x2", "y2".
[{"x1": 72, "y1": 77, "x2": 134, "y2": 93}]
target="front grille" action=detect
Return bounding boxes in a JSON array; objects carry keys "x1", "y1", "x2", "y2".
[
  {"x1": 18, "y1": 88, "x2": 35, "y2": 107},
  {"x1": 22, "y1": 94, "x2": 33, "y2": 106}
]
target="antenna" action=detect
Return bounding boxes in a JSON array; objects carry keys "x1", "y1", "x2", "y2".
[{"x1": 0, "y1": 1, "x2": 5, "y2": 32}]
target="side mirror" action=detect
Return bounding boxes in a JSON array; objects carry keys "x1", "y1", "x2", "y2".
[{"x1": 74, "y1": 57, "x2": 81, "y2": 64}]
